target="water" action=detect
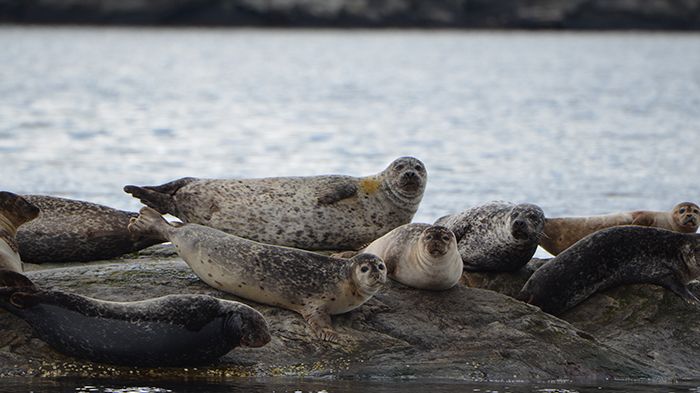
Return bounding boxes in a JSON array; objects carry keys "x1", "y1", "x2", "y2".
[{"x1": 0, "y1": 27, "x2": 699, "y2": 391}]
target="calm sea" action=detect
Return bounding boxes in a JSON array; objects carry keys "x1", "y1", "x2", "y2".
[{"x1": 0, "y1": 27, "x2": 699, "y2": 391}]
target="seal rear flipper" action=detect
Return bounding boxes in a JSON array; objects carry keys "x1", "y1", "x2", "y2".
[
  {"x1": 661, "y1": 278, "x2": 700, "y2": 306},
  {"x1": 124, "y1": 177, "x2": 195, "y2": 215},
  {"x1": 317, "y1": 183, "x2": 358, "y2": 206},
  {"x1": 127, "y1": 207, "x2": 174, "y2": 242},
  {"x1": 302, "y1": 308, "x2": 339, "y2": 342}
]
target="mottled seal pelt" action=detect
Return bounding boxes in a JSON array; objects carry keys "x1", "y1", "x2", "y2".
[
  {"x1": 16, "y1": 195, "x2": 164, "y2": 263},
  {"x1": 128, "y1": 207, "x2": 387, "y2": 342},
  {"x1": 435, "y1": 201, "x2": 545, "y2": 272},
  {"x1": 343, "y1": 224, "x2": 462, "y2": 290},
  {"x1": 0, "y1": 269, "x2": 270, "y2": 366},
  {"x1": 519, "y1": 226, "x2": 700, "y2": 315},
  {"x1": 124, "y1": 156, "x2": 427, "y2": 250},
  {"x1": 540, "y1": 202, "x2": 700, "y2": 256},
  {"x1": 0, "y1": 192, "x2": 40, "y2": 272}
]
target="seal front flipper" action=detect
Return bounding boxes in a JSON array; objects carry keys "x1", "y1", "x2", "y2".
[
  {"x1": 124, "y1": 177, "x2": 196, "y2": 215},
  {"x1": 660, "y1": 276, "x2": 700, "y2": 305},
  {"x1": 317, "y1": 183, "x2": 358, "y2": 206},
  {"x1": 631, "y1": 212, "x2": 654, "y2": 227},
  {"x1": 303, "y1": 308, "x2": 339, "y2": 343}
]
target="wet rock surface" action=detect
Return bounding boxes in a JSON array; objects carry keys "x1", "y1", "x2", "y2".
[
  {"x1": 1, "y1": 0, "x2": 699, "y2": 29},
  {"x1": 0, "y1": 252, "x2": 681, "y2": 382}
]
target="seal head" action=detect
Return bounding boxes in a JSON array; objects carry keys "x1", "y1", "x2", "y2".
[
  {"x1": 382, "y1": 157, "x2": 427, "y2": 207},
  {"x1": 509, "y1": 203, "x2": 545, "y2": 242},
  {"x1": 0, "y1": 192, "x2": 40, "y2": 233},
  {"x1": 421, "y1": 226, "x2": 456, "y2": 258},
  {"x1": 673, "y1": 202, "x2": 700, "y2": 233},
  {"x1": 350, "y1": 253, "x2": 387, "y2": 297},
  {"x1": 225, "y1": 306, "x2": 272, "y2": 348}
]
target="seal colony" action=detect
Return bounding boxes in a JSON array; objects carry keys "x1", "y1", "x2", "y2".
[
  {"x1": 519, "y1": 226, "x2": 700, "y2": 315},
  {"x1": 0, "y1": 269, "x2": 271, "y2": 366},
  {"x1": 540, "y1": 202, "x2": 700, "y2": 256},
  {"x1": 128, "y1": 206, "x2": 387, "y2": 342},
  {"x1": 0, "y1": 192, "x2": 40, "y2": 273},
  {"x1": 124, "y1": 156, "x2": 427, "y2": 250},
  {"x1": 17, "y1": 195, "x2": 164, "y2": 263},
  {"x1": 435, "y1": 201, "x2": 545, "y2": 272}
]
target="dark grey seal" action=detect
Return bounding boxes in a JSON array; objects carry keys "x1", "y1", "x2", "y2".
[
  {"x1": 435, "y1": 201, "x2": 545, "y2": 272},
  {"x1": 0, "y1": 269, "x2": 270, "y2": 367},
  {"x1": 124, "y1": 156, "x2": 427, "y2": 250},
  {"x1": 518, "y1": 226, "x2": 700, "y2": 315},
  {"x1": 16, "y1": 195, "x2": 164, "y2": 263}
]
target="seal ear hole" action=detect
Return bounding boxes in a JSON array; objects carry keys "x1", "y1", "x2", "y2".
[{"x1": 9, "y1": 292, "x2": 34, "y2": 309}]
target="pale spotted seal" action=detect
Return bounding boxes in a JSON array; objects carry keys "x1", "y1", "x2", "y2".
[
  {"x1": 435, "y1": 201, "x2": 545, "y2": 272},
  {"x1": 0, "y1": 269, "x2": 270, "y2": 366},
  {"x1": 128, "y1": 207, "x2": 387, "y2": 342},
  {"x1": 540, "y1": 202, "x2": 700, "y2": 256},
  {"x1": 347, "y1": 224, "x2": 462, "y2": 290},
  {"x1": 519, "y1": 226, "x2": 700, "y2": 315},
  {"x1": 124, "y1": 156, "x2": 427, "y2": 250},
  {"x1": 0, "y1": 192, "x2": 40, "y2": 272},
  {"x1": 16, "y1": 195, "x2": 164, "y2": 263}
]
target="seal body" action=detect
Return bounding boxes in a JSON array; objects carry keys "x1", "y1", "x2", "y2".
[
  {"x1": 519, "y1": 226, "x2": 700, "y2": 315},
  {"x1": 128, "y1": 207, "x2": 387, "y2": 342},
  {"x1": 124, "y1": 157, "x2": 427, "y2": 250},
  {"x1": 0, "y1": 270, "x2": 270, "y2": 367},
  {"x1": 540, "y1": 202, "x2": 700, "y2": 256},
  {"x1": 0, "y1": 192, "x2": 40, "y2": 272},
  {"x1": 360, "y1": 224, "x2": 462, "y2": 290},
  {"x1": 16, "y1": 195, "x2": 164, "y2": 263},
  {"x1": 435, "y1": 201, "x2": 545, "y2": 272}
]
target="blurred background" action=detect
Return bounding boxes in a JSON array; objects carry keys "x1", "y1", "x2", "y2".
[{"x1": 1, "y1": 1, "x2": 698, "y2": 250}]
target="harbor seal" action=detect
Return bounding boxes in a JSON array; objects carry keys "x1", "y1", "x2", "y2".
[
  {"x1": 0, "y1": 269, "x2": 270, "y2": 366},
  {"x1": 435, "y1": 201, "x2": 545, "y2": 272},
  {"x1": 0, "y1": 192, "x2": 40, "y2": 272},
  {"x1": 540, "y1": 202, "x2": 700, "y2": 256},
  {"x1": 347, "y1": 224, "x2": 462, "y2": 290},
  {"x1": 519, "y1": 226, "x2": 700, "y2": 315},
  {"x1": 128, "y1": 207, "x2": 387, "y2": 342},
  {"x1": 124, "y1": 156, "x2": 427, "y2": 250},
  {"x1": 16, "y1": 195, "x2": 164, "y2": 263}
]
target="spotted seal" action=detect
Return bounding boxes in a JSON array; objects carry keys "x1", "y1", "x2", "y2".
[
  {"x1": 519, "y1": 226, "x2": 700, "y2": 315},
  {"x1": 16, "y1": 195, "x2": 164, "y2": 263},
  {"x1": 348, "y1": 224, "x2": 462, "y2": 290},
  {"x1": 0, "y1": 269, "x2": 270, "y2": 366},
  {"x1": 124, "y1": 156, "x2": 427, "y2": 250},
  {"x1": 540, "y1": 202, "x2": 700, "y2": 256},
  {"x1": 434, "y1": 201, "x2": 545, "y2": 272},
  {"x1": 128, "y1": 207, "x2": 387, "y2": 342},
  {"x1": 0, "y1": 192, "x2": 40, "y2": 272}
]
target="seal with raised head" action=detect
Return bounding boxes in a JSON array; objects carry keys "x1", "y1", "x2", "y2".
[
  {"x1": 0, "y1": 192, "x2": 40, "y2": 272},
  {"x1": 434, "y1": 201, "x2": 545, "y2": 272},
  {"x1": 352, "y1": 223, "x2": 462, "y2": 290},
  {"x1": 0, "y1": 269, "x2": 270, "y2": 366},
  {"x1": 124, "y1": 156, "x2": 427, "y2": 250},
  {"x1": 16, "y1": 195, "x2": 164, "y2": 263},
  {"x1": 540, "y1": 202, "x2": 700, "y2": 256},
  {"x1": 128, "y1": 207, "x2": 387, "y2": 342},
  {"x1": 519, "y1": 226, "x2": 700, "y2": 315}
]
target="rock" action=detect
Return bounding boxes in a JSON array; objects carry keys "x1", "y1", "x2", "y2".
[
  {"x1": 0, "y1": 0, "x2": 699, "y2": 29},
  {"x1": 0, "y1": 257, "x2": 669, "y2": 381}
]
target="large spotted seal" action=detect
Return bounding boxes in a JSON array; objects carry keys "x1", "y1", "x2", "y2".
[
  {"x1": 348, "y1": 224, "x2": 462, "y2": 290},
  {"x1": 519, "y1": 226, "x2": 700, "y2": 315},
  {"x1": 124, "y1": 156, "x2": 427, "y2": 250},
  {"x1": 0, "y1": 269, "x2": 270, "y2": 366},
  {"x1": 540, "y1": 202, "x2": 700, "y2": 256},
  {"x1": 16, "y1": 195, "x2": 164, "y2": 263},
  {"x1": 435, "y1": 201, "x2": 545, "y2": 272},
  {"x1": 0, "y1": 192, "x2": 40, "y2": 272},
  {"x1": 128, "y1": 207, "x2": 387, "y2": 342}
]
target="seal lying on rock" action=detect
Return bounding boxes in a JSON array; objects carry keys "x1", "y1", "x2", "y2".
[
  {"x1": 540, "y1": 202, "x2": 700, "y2": 256},
  {"x1": 519, "y1": 226, "x2": 700, "y2": 315},
  {"x1": 0, "y1": 192, "x2": 40, "y2": 272},
  {"x1": 128, "y1": 207, "x2": 387, "y2": 342},
  {"x1": 16, "y1": 195, "x2": 164, "y2": 263},
  {"x1": 339, "y1": 224, "x2": 462, "y2": 290},
  {"x1": 0, "y1": 269, "x2": 270, "y2": 366},
  {"x1": 435, "y1": 201, "x2": 545, "y2": 272},
  {"x1": 124, "y1": 156, "x2": 427, "y2": 250}
]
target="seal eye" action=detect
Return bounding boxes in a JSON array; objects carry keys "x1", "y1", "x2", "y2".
[
  {"x1": 378, "y1": 264, "x2": 385, "y2": 271},
  {"x1": 361, "y1": 266, "x2": 369, "y2": 273},
  {"x1": 441, "y1": 235, "x2": 450, "y2": 242},
  {"x1": 680, "y1": 208, "x2": 686, "y2": 214},
  {"x1": 395, "y1": 164, "x2": 405, "y2": 171},
  {"x1": 414, "y1": 165, "x2": 424, "y2": 172}
]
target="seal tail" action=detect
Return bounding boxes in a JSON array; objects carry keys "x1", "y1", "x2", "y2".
[
  {"x1": 123, "y1": 177, "x2": 195, "y2": 216},
  {"x1": 127, "y1": 207, "x2": 174, "y2": 242},
  {"x1": 0, "y1": 269, "x2": 36, "y2": 291}
]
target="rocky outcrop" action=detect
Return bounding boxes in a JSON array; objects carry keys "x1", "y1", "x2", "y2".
[
  {"x1": 0, "y1": 0, "x2": 699, "y2": 29},
  {"x1": 0, "y1": 253, "x2": 675, "y2": 381}
]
